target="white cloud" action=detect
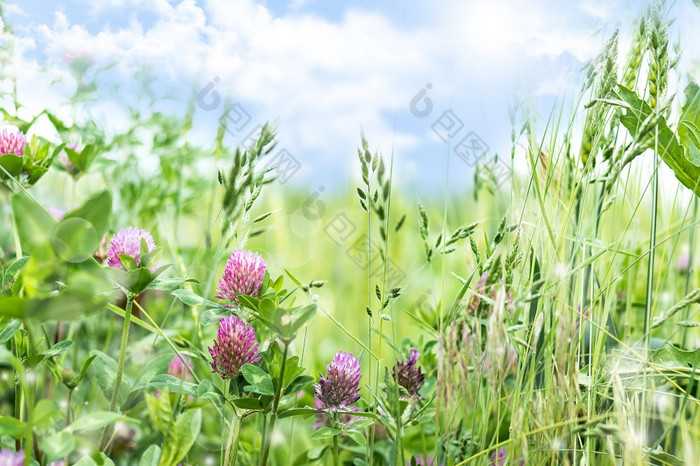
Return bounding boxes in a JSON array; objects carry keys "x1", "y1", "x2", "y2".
[
  {"x1": 4, "y1": 0, "x2": 665, "y2": 188},
  {"x1": 12, "y1": 1, "x2": 438, "y2": 171}
]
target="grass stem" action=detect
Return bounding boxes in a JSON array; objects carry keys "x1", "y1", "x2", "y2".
[{"x1": 98, "y1": 291, "x2": 133, "y2": 452}]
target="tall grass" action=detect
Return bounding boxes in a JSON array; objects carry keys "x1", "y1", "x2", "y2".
[{"x1": 435, "y1": 4, "x2": 700, "y2": 464}]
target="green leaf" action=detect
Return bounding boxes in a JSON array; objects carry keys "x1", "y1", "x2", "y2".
[
  {"x1": 0, "y1": 319, "x2": 22, "y2": 344},
  {"x1": 645, "y1": 446, "x2": 685, "y2": 466},
  {"x1": 680, "y1": 82, "x2": 700, "y2": 139},
  {"x1": 0, "y1": 415, "x2": 27, "y2": 437},
  {"x1": 0, "y1": 153, "x2": 24, "y2": 177},
  {"x1": 309, "y1": 427, "x2": 342, "y2": 440},
  {"x1": 148, "y1": 277, "x2": 199, "y2": 291},
  {"x1": 172, "y1": 289, "x2": 218, "y2": 307},
  {"x1": 232, "y1": 397, "x2": 263, "y2": 410},
  {"x1": 282, "y1": 357, "x2": 305, "y2": 385},
  {"x1": 89, "y1": 350, "x2": 131, "y2": 405},
  {"x1": 0, "y1": 298, "x2": 22, "y2": 318},
  {"x1": 259, "y1": 298, "x2": 276, "y2": 316},
  {"x1": 63, "y1": 190, "x2": 112, "y2": 240},
  {"x1": 278, "y1": 408, "x2": 319, "y2": 419},
  {"x1": 293, "y1": 446, "x2": 329, "y2": 465},
  {"x1": 141, "y1": 244, "x2": 162, "y2": 271},
  {"x1": 253, "y1": 211, "x2": 273, "y2": 223},
  {"x1": 73, "y1": 453, "x2": 115, "y2": 466},
  {"x1": 3, "y1": 257, "x2": 30, "y2": 282},
  {"x1": 284, "y1": 269, "x2": 303, "y2": 287},
  {"x1": 346, "y1": 430, "x2": 366, "y2": 446},
  {"x1": 145, "y1": 391, "x2": 173, "y2": 434},
  {"x1": 52, "y1": 217, "x2": 99, "y2": 263},
  {"x1": 26, "y1": 164, "x2": 48, "y2": 185},
  {"x1": 65, "y1": 144, "x2": 98, "y2": 172},
  {"x1": 0, "y1": 292, "x2": 109, "y2": 322},
  {"x1": 31, "y1": 399, "x2": 60, "y2": 428},
  {"x1": 679, "y1": 121, "x2": 700, "y2": 165},
  {"x1": 236, "y1": 294, "x2": 260, "y2": 311},
  {"x1": 349, "y1": 419, "x2": 375, "y2": 430},
  {"x1": 118, "y1": 254, "x2": 138, "y2": 271},
  {"x1": 40, "y1": 431, "x2": 76, "y2": 459},
  {"x1": 241, "y1": 363, "x2": 275, "y2": 396},
  {"x1": 613, "y1": 84, "x2": 700, "y2": 196},
  {"x1": 139, "y1": 445, "x2": 162, "y2": 466},
  {"x1": 11, "y1": 191, "x2": 56, "y2": 248},
  {"x1": 284, "y1": 375, "x2": 314, "y2": 396},
  {"x1": 43, "y1": 340, "x2": 74, "y2": 358},
  {"x1": 287, "y1": 303, "x2": 317, "y2": 336},
  {"x1": 77, "y1": 354, "x2": 97, "y2": 384},
  {"x1": 196, "y1": 379, "x2": 225, "y2": 407},
  {"x1": 108, "y1": 264, "x2": 172, "y2": 295},
  {"x1": 69, "y1": 411, "x2": 138, "y2": 432},
  {"x1": 199, "y1": 306, "x2": 230, "y2": 327},
  {"x1": 159, "y1": 409, "x2": 202, "y2": 466},
  {"x1": 129, "y1": 352, "x2": 173, "y2": 387},
  {"x1": 263, "y1": 341, "x2": 284, "y2": 381},
  {"x1": 652, "y1": 343, "x2": 700, "y2": 370},
  {"x1": 148, "y1": 374, "x2": 198, "y2": 396}
]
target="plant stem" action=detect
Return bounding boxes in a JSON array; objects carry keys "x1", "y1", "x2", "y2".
[
  {"x1": 66, "y1": 389, "x2": 73, "y2": 426},
  {"x1": 99, "y1": 292, "x2": 134, "y2": 451},
  {"x1": 332, "y1": 435, "x2": 339, "y2": 466},
  {"x1": 133, "y1": 300, "x2": 201, "y2": 383},
  {"x1": 681, "y1": 197, "x2": 698, "y2": 348},
  {"x1": 224, "y1": 384, "x2": 241, "y2": 465},
  {"x1": 643, "y1": 128, "x2": 659, "y2": 341},
  {"x1": 394, "y1": 393, "x2": 404, "y2": 466},
  {"x1": 224, "y1": 411, "x2": 241, "y2": 465},
  {"x1": 260, "y1": 342, "x2": 288, "y2": 466},
  {"x1": 394, "y1": 426, "x2": 404, "y2": 466},
  {"x1": 641, "y1": 125, "x2": 660, "y2": 435},
  {"x1": 64, "y1": 389, "x2": 73, "y2": 465},
  {"x1": 11, "y1": 338, "x2": 21, "y2": 452}
]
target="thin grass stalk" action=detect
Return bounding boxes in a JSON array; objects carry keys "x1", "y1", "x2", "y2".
[
  {"x1": 640, "y1": 125, "x2": 660, "y2": 447},
  {"x1": 98, "y1": 291, "x2": 133, "y2": 452},
  {"x1": 332, "y1": 434, "x2": 340, "y2": 466},
  {"x1": 224, "y1": 396, "x2": 241, "y2": 465},
  {"x1": 682, "y1": 197, "x2": 698, "y2": 348},
  {"x1": 260, "y1": 342, "x2": 288, "y2": 466}
]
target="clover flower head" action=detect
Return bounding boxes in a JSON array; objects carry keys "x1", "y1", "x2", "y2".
[
  {"x1": 59, "y1": 143, "x2": 81, "y2": 172},
  {"x1": 208, "y1": 315, "x2": 260, "y2": 379},
  {"x1": 216, "y1": 249, "x2": 266, "y2": 304},
  {"x1": 0, "y1": 127, "x2": 26, "y2": 157},
  {"x1": 314, "y1": 351, "x2": 362, "y2": 410},
  {"x1": 0, "y1": 449, "x2": 24, "y2": 466},
  {"x1": 393, "y1": 347, "x2": 425, "y2": 399},
  {"x1": 677, "y1": 253, "x2": 690, "y2": 275},
  {"x1": 168, "y1": 355, "x2": 193, "y2": 381},
  {"x1": 107, "y1": 227, "x2": 156, "y2": 270}
]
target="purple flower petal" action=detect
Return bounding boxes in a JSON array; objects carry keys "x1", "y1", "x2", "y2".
[
  {"x1": 314, "y1": 351, "x2": 362, "y2": 409},
  {"x1": 0, "y1": 127, "x2": 26, "y2": 157},
  {"x1": 107, "y1": 227, "x2": 156, "y2": 270},
  {"x1": 208, "y1": 315, "x2": 261, "y2": 379},
  {"x1": 216, "y1": 249, "x2": 266, "y2": 304}
]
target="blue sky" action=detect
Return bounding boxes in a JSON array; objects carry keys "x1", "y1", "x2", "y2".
[{"x1": 3, "y1": 0, "x2": 700, "y2": 196}]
